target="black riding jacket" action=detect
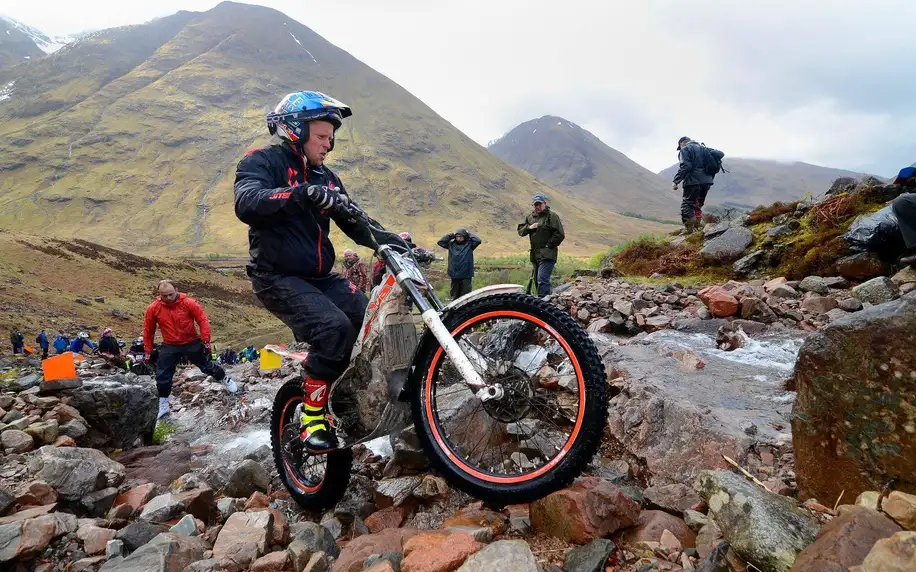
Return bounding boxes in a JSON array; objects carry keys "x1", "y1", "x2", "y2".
[{"x1": 234, "y1": 143, "x2": 377, "y2": 279}]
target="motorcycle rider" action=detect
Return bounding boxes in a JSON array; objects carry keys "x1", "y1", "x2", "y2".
[{"x1": 234, "y1": 91, "x2": 389, "y2": 453}]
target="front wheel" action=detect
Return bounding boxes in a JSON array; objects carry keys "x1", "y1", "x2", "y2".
[
  {"x1": 271, "y1": 379, "x2": 352, "y2": 510},
  {"x1": 412, "y1": 293, "x2": 607, "y2": 504}
]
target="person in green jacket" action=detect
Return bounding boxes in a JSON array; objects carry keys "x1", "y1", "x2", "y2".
[{"x1": 517, "y1": 193, "x2": 565, "y2": 297}]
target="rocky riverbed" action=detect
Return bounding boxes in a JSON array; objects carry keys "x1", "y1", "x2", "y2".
[{"x1": 0, "y1": 281, "x2": 914, "y2": 571}]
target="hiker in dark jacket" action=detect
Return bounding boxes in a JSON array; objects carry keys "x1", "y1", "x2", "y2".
[
  {"x1": 10, "y1": 328, "x2": 24, "y2": 354},
  {"x1": 233, "y1": 90, "x2": 399, "y2": 454},
  {"x1": 36, "y1": 330, "x2": 50, "y2": 359},
  {"x1": 438, "y1": 228, "x2": 482, "y2": 300},
  {"x1": 517, "y1": 194, "x2": 565, "y2": 297},
  {"x1": 672, "y1": 136, "x2": 725, "y2": 231},
  {"x1": 893, "y1": 192, "x2": 916, "y2": 266}
]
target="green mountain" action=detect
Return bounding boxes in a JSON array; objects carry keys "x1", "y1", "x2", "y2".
[
  {"x1": 658, "y1": 158, "x2": 871, "y2": 209},
  {"x1": 489, "y1": 116, "x2": 680, "y2": 220},
  {"x1": 0, "y1": 17, "x2": 45, "y2": 70},
  {"x1": 0, "y1": 2, "x2": 673, "y2": 258}
]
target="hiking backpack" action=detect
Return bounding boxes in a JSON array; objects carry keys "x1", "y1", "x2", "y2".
[{"x1": 700, "y1": 143, "x2": 726, "y2": 176}]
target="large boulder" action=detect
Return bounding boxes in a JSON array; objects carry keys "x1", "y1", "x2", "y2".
[
  {"x1": 68, "y1": 374, "x2": 157, "y2": 449},
  {"x1": 859, "y1": 531, "x2": 916, "y2": 570},
  {"x1": 836, "y1": 253, "x2": 885, "y2": 281},
  {"x1": 529, "y1": 477, "x2": 639, "y2": 544},
  {"x1": 697, "y1": 286, "x2": 740, "y2": 317},
  {"x1": 791, "y1": 505, "x2": 902, "y2": 571},
  {"x1": 212, "y1": 511, "x2": 272, "y2": 572},
  {"x1": 223, "y1": 460, "x2": 269, "y2": 499},
  {"x1": 851, "y1": 276, "x2": 897, "y2": 305},
  {"x1": 98, "y1": 532, "x2": 208, "y2": 572},
  {"x1": 702, "y1": 227, "x2": 754, "y2": 262},
  {"x1": 695, "y1": 470, "x2": 820, "y2": 572},
  {"x1": 792, "y1": 293, "x2": 916, "y2": 502},
  {"x1": 28, "y1": 446, "x2": 125, "y2": 502}
]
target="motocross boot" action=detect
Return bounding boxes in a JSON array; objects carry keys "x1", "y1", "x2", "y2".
[{"x1": 300, "y1": 377, "x2": 335, "y2": 453}]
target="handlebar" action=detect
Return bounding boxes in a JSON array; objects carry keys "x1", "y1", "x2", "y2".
[{"x1": 322, "y1": 187, "x2": 418, "y2": 262}]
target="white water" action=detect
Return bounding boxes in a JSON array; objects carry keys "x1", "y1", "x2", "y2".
[{"x1": 642, "y1": 330, "x2": 804, "y2": 376}]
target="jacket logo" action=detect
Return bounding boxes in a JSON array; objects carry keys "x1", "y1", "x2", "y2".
[
  {"x1": 270, "y1": 191, "x2": 292, "y2": 200},
  {"x1": 287, "y1": 167, "x2": 299, "y2": 187}
]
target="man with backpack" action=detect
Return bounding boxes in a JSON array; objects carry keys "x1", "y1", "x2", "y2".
[
  {"x1": 36, "y1": 330, "x2": 50, "y2": 359},
  {"x1": 671, "y1": 136, "x2": 725, "y2": 232}
]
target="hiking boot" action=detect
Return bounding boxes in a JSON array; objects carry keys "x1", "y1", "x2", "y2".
[
  {"x1": 300, "y1": 378, "x2": 335, "y2": 453},
  {"x1": 222, "y1": 376, "x2": 238, "y2": 394},
  {"x1": 157, "y1": 397, "x2": 170, "y2": 420}
]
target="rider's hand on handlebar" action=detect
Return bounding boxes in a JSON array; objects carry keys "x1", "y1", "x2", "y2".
[{"x1": 305, "y1": 185, "x2": 335, "y2": 210}]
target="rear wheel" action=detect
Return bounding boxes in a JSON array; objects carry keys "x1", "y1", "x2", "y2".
[
  {"x1": 412, "y1": 293, "x2": 607, "y2": 504},
  {"x1": 271, "y1": 379, "x2": 352, "y2": 510}
]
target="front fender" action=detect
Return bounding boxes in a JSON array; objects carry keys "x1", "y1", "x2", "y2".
[{"x1": 399, "y1": 283, "x2": 526, "y2": 402}]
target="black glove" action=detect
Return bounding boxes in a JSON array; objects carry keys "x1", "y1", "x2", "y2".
[{"x1": 305, "y1": 185, "x2": 335, "y2": 210}]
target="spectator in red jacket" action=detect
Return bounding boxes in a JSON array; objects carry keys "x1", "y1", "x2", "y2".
[{"x1": 143, "y1": 280, "x2": 237, "y2": 420}]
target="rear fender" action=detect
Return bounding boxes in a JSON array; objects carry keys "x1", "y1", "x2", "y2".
[{"x1": 399, "y1": 283, "x2": 526, "y2": 402}]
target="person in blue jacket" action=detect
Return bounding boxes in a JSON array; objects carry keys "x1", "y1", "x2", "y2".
[
  {"x1": 36, "y1": 330, "x2": 50, "y2": 359},
  {"x1": 69, "y1": 331, "x2": 98, "y2": 355},
  {"x1": 52, "y1": 331, "x2": 69, "y2": 354}
]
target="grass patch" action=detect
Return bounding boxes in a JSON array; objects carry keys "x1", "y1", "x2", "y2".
[
  {"x1": 746, "y1": 201, "x2": 800, "y2": 225},
  {"x1": 152, "y1": 420, "x2": 177, "y2": 444},
  {"x1": 619, "y1": 212, "x2": 681, "y2": 225},
  {"x1": 612, "y1": 235, "x2": 701, "y2": 277}
]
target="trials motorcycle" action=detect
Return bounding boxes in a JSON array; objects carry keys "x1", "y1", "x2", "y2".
[{"x1": 269, "y1": 192, "x2": 607, "y2": 509}]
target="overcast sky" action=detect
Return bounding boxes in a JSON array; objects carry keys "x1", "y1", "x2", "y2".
[{"x1": 3, "y1": 0, "x2": 915, "y2": 175}]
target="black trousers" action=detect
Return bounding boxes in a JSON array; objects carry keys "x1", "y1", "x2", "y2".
[
  {"x1": 681, "y1": 184, "x2": 712, "y2": 223},
  {"x1": 155, "y1": 339, "x2": 225, "y2": 398},
  {"x1": 450, "y1": 278, "x2": 472, "y2": 300},
  {"x1": 892, "y1": 193, "x2": 916, "y2": 249},
  {"x1": 252, "y1": 273, "x2": 368, "y2": 381}
]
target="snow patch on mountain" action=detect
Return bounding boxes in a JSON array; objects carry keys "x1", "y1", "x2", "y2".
[
  {"x1": 0, "y1": 81, "x2": 14, "y2": 102},
  {"x1": 1, "y1": 16, "x2": 72, "y2": 54}
]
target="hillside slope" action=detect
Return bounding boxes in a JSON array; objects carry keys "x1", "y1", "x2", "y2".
[
  {"x1": 0, "y1": 230, "x2": 287, "y2": 347},
  {"x1": 0, "y1": 17, "x2": 45, "y2": 70},
  {"x1": 659, "y1": 158, "x2": 870, "y2": 209},
  {"x1": 489, "y1": 116, "x2": 679, "y2": 220},
  {"x1": 0, "y1": 2, "x2": 672, "y2": 257}
]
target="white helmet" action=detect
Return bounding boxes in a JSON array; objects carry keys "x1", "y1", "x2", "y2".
[{"x1": 78, "y1": 331, "x2": 89, "y2": 339}]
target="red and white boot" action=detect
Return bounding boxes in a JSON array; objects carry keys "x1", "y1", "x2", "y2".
[{"x1": 300, "y1": 377, "x2": 335, "y2": 453}]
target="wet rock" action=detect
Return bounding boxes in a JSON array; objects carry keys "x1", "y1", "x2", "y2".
[
  {"x1": 645, "y1": 483, "x2": 702, "y2": 514},
  {"x1": 801, "y1": 295, "x2": 837, "y2": 315},
  {"x1": 837, "y1": 297, "x2": 863, "y2": 312},
  {"x1": 400, "y1": 530, "x2": 483, "y2": 572},
  {"x1": 740, "y1": 296, "x2": 778, "y2": 323},
  {"x1": 139, "y1": 489, "x2": 214, "y2": 523},
  {"x1": 68, "y1": 375, "x2": 157, "y2": 449},
  {"x1": 792, "y1": 294, "x2": 916, "y2": 503},
  {"x1": 701, "y1": 227, "x2": 754, "y2": 262},
  {"x1": 851, "y1": 276, "x2": 897, "y2": 305},
  {"x1": 374, "y1": 476, "x2": 422, "y2": 508},
  {"x1": 791, "y1": 505, "x2": 902, "y2": 571},
  {"x1": 458, "y1": 539, "x2": 539, "y2": 572},
  {"x1": 223, "y1": 459, "x2": 270, "y2": 499},
  {"x1": 331, "y1": 528, "x2": 419, "y2": 572},
  {"x1": 2, "y1": 429, "x2": 34, "y2": 453},
  {"x1": 212, "y1": 511, "x2": 272, "y2": 572},
  {"x1": 561, "y1": 538, "x2": 616, "y2": 572},
  {"x1": 390, "y1": 428, "x2": 430, "y2": 471},
  {"x1": 859, "y1": 531, "x2": 916, "y2": 570},
  {"x1": 98, "y1": 532, "x2": 208, "y2": 572},
  {"x1": 29, "y1": 446, "x2": 125, "y2": 501},
  {"x1": 530, "y1": 477, "x2": 639, "y2": 543},
  {"x1": 106, "y1": 538, "x2": 124, "y2": 559},
  {"x1": 883, "y1": 491, "x2": 916, "y2": 531},
  {"x1": 798, "y1": 276, "x2": 829, "y2": 295},
  {"x1": 115, "y1": 521, "x2": 168, "y2": 551},
  {"x1": 697, "y1": 287, "x2": 739, "y2": 317},
  {"x1": 696, "y1": 470, "x2": 820, "y2": 572},
  {"x1": 622, "y1": 510, "x2": 696, "y2": 549},
  {"x1": 112, "y1": 442, "x2": 199, "y2": 486}
]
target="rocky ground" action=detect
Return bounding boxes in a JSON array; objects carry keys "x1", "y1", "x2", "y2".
[{"x1": 0, "y1": 269, "x2": 914, "y2": 571}]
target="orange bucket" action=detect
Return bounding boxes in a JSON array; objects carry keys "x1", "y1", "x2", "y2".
[{"x1": 42, "y1": 352, "x2": 78, "y2": 381}]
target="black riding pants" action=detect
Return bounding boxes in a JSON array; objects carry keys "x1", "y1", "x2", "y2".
[
  {"x1": 155, "y1": 339, "x2": 225, "y2": 398},
  {"x1": 252, "y1": 273, "x2": 368, "y2": 381},
  {"x1": 681, "y1": 184, "x2": 712, "y2": 223}
]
